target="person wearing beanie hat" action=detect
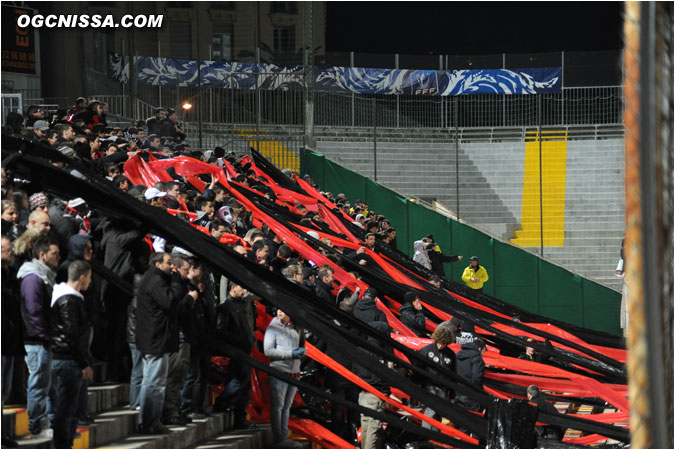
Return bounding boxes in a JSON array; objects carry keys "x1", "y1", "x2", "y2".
[
  {"x1": 399, "y1": 292, "x2": 427, "y2": 337},
  {"x1": 29, "y1": 192, "x2": 50, "y2": 213},
  {"x1": 461, "y1": 256, "x2": 489, "y2": 291}
]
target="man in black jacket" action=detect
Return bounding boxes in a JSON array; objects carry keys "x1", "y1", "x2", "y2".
[
  {"x1": 399, "y1": 292, "x2": 427, "y2": 337},
  {"x1": 353, "y1": 288, "x2": 387, "y2": 326},
  {"x1": 527, "y1": 385, "x2": 563, "y2": 442},
  {"x1": 455, "y1": 338, "x2": 486, "y2": 412},
  {"x1": 416, "y1": 326, "x2": 456, "y2": 431},
  {"x1": 136, "y1": 252, "x2": 197, "y2": 434},
  {"x1": 50, "y1": 260, "x2": 94, "y2": 449},
  {"x1": 315, "y1": 265, "x2": 336, "y2": 306},
  {"x1": 213, "y1": 282, "x2": 257, "y2": 429},
  {"x1": 426, "y1": 237, "x2": 462, "y2": 278}
]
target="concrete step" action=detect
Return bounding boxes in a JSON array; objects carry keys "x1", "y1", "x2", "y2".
[
  {"x1": 98, "y1": 412, "x2": 229, "y2": 449},
  {"x1": 190, "y1": 424, "x2": 276, "y2": 449}
]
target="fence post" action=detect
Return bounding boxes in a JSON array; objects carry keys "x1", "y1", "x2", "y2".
[
  {"x1": 196, "y1": 5, "x2": 203, "y2": 150},
  {"x1": 230, "y1": 73, "x2": 235, "y2": 145},
  {"x1": 395, "y1": 53, "x2": 400, "y2": 128},
  {"x1": 454, "y1": 97, "x2": 460, "y2": 217},
  {"x1": 255, "y1": 47, "x2": 261, "y2": 152},
  {"x1": 537, "y1": 94, "x2": 544, "y2": 257},
  {"x1": 502, "y1": 53, "x2": 506, "y2": 127},
  {"x1": 372, "y1": 98, "x2": 377, "y2": 181},
  {"x1": 439, "y1": 54, "x2": 443, "y2": 129},
  {"x1": 350, "y1": 51, "x2": 355, "y2": 127},
  {"x1": 561, "y1": 51, "x2": 565, "y2": 126}
]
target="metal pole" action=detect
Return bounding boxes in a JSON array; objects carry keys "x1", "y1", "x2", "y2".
[
  {"x1": 303, "y1": 1, "x2": 314, "y2": 148},
  {"x1": 395, "y1": 53, "x2": 400, "y2": 128},
  {"x1": 502, "y1": 53, "x2": 506, "y2": 127},
  {"x1": 255, "y1": 47, "x2": 260, "y2": 152},
  {"x1": 350, "y1": 51, "x2": 355, "y2": 127},
  {"x1": 561, "y1": 51, "x2": 565, "y2": 126},
  {"x1": 372, "y1": 98, "x2": 377, "y2": 181},
  {"x1": 537, "y1": 95, "x2": 544, "y2": 257},
  {"x1": 230, "y1": 72, "x2": 235, "y2": 146},
  {"x1": 439, "y1": 54, "x2": 443, "y2": 128},
  {"x1": 454, "y1": 97, "x2": 460, "y2": 216},
  {"x1": 158, "y1": 41, "x2": 162, "y2": 107},
  {"x1": 196, "y1": 5, "x2": 203, "y2": 150}
]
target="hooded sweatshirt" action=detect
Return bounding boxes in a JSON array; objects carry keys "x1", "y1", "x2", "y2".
[
  {"x1": 413, "y1": 240, "x2": 431, "y2": 270},
  {"x1": 17, "y1": 259, "x2": 57, "y2": 344}
]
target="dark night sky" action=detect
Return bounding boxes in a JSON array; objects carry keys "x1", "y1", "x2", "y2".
[{"x1": 326, "y1": 2, "x2": 624, "y2": 55}]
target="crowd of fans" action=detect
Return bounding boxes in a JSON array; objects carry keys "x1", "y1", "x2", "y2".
[{"x1": 1, "y1": 99, "x2": 551, "y2": 449}]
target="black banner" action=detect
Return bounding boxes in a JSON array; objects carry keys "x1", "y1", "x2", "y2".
[{"x1": 2, "y1": 5, "x2": 37, "y2": 74}]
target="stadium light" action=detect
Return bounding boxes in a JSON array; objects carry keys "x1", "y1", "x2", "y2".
[{"x1": 182, "y1": 102, "x2": 192, "y2": 110}]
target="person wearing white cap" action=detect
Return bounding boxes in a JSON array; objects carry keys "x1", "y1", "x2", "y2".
[{"x1": 144, "y1": 188, "x2": 167, "y2": 208}]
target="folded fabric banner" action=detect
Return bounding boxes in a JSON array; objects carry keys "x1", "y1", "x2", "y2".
[{"x1": 108, "y1": 53, "x2": 561, "y2": 95}]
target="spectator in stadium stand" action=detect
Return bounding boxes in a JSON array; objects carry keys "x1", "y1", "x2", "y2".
[
  {"x1": 45, "y1": 129, "x2": 59, "y2": 147},
  {"x1": 25, "y1": 105, "x2": 46, "y2": 128},
  {"x1": 180, "y1": 259, "x2": 212, "y2": 420},
  {"x1": 104, "y1": 163, "x2": 121, "y2": 181},
  {"x1": 270, "y1": 245, "x2": 292, "y2": 274},
  {"x1": 17, "y1": 236, "x2": 60, "y2": 437},
  {"x1": 455, "y1": 338, "x2": 486, "y2": 413},
  {"x1": 162, "y1": 254, "x2": 198, "y2": 426},
  {"x1": 55, "y1": 123, "x2": 75, "y2": 144},
  {"x1": 428, "y1": 274, "x2": 442, "y2": 289},
  {"x1": 31, "y1": 120, "x2": 50, "y2": 140},
  {"x1": 353, "y1": 321, "x2": 392, "y2": 449},
  {"x1": 3, "y1": 112, "x2": 24, "y2": 135},
  {"x1": 71, "y1": 101, "x2": 106, "y2": 130},
  {"x1": 461, "y1": 256, "x2": 489, "y2": 292},
  {"x1": 314, "y1": 265, "x2": 336, "y2": 305},
  {"x1": 112, "y1": 175, "x2": 131, "y2": 193},
  {"x1": 209, "y1": 219, "x2": 228, "y2": 241},
  {"x1": 399, "y1": 292, "x2": 427, "y2": 337},
  {"x1": 384, "y1": 227, "x2": 397, "y2": 251},
  {"x1": 159, "y1": 109, "x2": 186, "y2": 143},
  {"x1": 50, "y1": 260, "x2": 94, "y2": 449},
  {"x1": 2, "y1": 200, "x2": 24, "y2": 241},
  {"x1": 164, "y1": 182, "x2": 182, "y2": 210},
  {"x1": 27, "y1": 210, "x2": 52, "y2": 237},
  {"x1": 193, "y1": 197, "x2": 215, "y2": 228},
  {"x1": 518, "y1": 338, "x2": 538, "y2": 362},
  {"x1": 455, "y1": 319, "x2": 477, "y2": 345},
  {"x1": 213, "y1": 282, "x2": 257, "y2": 429},
  {"x1": 412, "y1": 238, "x2": 432, "y2": 270},
  {"x1": 2, "y1": 235, "x2": 24, "y2": 448},
  {"x1": 353, "y1": 288, "x2": 387, "y2": 326},
  {"x1": 425, "y1": 236, "x2": 462, "y2": 278},
  {"x1": 69, "y1": 97, "x2": 87, "y2": 116},
  {"x1": 136, "y1": 252, "x2": 197, "y2": 434},
  {"x1": 126, "y1": 272, "x2": 144, "y2": 411},
  {"x1": 527, "y1": 385, "x2": 564, "y2": 442},
  {"x1": 415, "y1": 326, "x2": 456, "y2": 431},
  {"x1": 263, "y1": 308, "x2": 306, "y2": 448}
]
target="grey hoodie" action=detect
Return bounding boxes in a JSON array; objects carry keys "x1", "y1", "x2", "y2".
[
  {"x1": 413, "y1": 240, "x2": 431, "y2": 269},
  {"x1": 17, "y1": 259, "x2": 57, "y2": 287},
  {"x1": 263, "y1": 317, "x2": 302, "y2": 374}
]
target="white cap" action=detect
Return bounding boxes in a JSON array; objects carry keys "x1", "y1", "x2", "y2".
[
  {"x1": 306, "y1": 230, "x2": 320, "y2": 240},
  {"x1": 144, "y1": 187, "x2": 167, "y2": 200},
  {"x1": 67, "y1": 198, "x2": 86, "y2": 208}
]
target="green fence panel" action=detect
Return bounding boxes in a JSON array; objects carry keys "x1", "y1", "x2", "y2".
[
  {"x1": 581, "y1": 279, "x2": 622, "y2": 335},
  {"x1": 450, "y1": 221, "x2": 495, "y2": 296},
  {"x1": 365, "y1": 179, "x2": 409, "y2": 254},
  {"x1": 299, "y1": 150, "x2": 326, "y2": 188},
  {"x1": 407, "y1": 200, "x2": 453, "y2": 265},
  {"x1": 539, "y1": 262, "x2": 583, "y2": 325},
  {"x1": 493, "y1": 240, "x2": 540, "y2": 313},
  {"x1": 324, "y1": 160, "x2": 367, "y2": 202}
]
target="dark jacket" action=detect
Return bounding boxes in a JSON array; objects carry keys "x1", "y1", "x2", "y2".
[
  {"x1": 136, "y1": 266, "x2": 184, "y2": 355},
  {"x1": 416, "y1": 342, "x2": 456, "y2": 399},
  {"x1": 532, "y1": 395, "x2": 564, "y2": 440},
  {"x1": 351, "y1": 321, "x2": 391, "y2": 394},
  {"x1": 145, "y1": 116, "x2": 161, "y2": 135},
  {"x1": 315, "y1": 279, "x2": 335, "y2": 306},
  {"x1": 50, "y1": 283, "x2": 92, "y2": 368},
  {"x1": 2, "y1": 266, "x2": 25, "y2": 356},
  {"x1": 17, "y1": 259, "x2": 56, "y2": 346},
  {"x1": 159, "y1": 118, "x2": 185, "y2": 142},
  {"x1": 170, "y1": 273, "x2": 198, "y2": 346},
  {"x1": 214, "y1": 294, "x2": 257, "y2": 354},
  {"x1": 1, "y1": 219, "x2": 24, "y2": 241},
  {"x1": 126, "y1": 274, "x2": 143, "y2": 344},
  {"x1": 399, "y1": 302, "x2": 427, "y2": 337},
  {"x1": 353, "y1": 292, "x2": 387, "y2": 326},
  {"x1": 100, "y1": 225, "x2": 147, "y2": 313},
  {"x1": 428, "y1": 249, "x2": 459, "y2": 277},
  {"x1": 455, "y1": 342, "x2": 485, "y2": 410}
]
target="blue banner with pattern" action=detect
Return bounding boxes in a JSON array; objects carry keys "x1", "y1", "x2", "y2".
[{"x1": 108, "y1": 53, "x2": 561, "y2": 95}]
